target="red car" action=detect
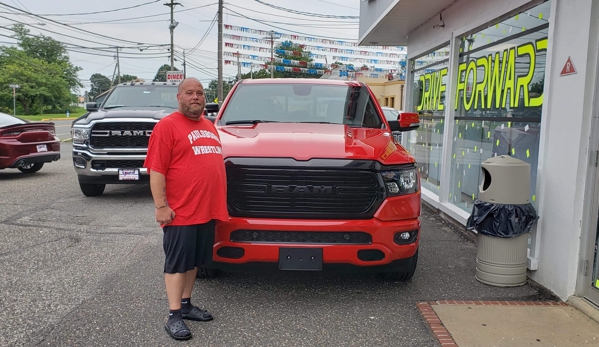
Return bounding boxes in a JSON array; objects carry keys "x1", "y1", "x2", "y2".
[
  {"x1": 0, "y1": 112, "x2": 61, "y2": 173},
  {"x1": 204, "y1": 79, "x2": 421, "y2": 281}
]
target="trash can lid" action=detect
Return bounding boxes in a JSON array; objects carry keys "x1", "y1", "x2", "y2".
[{"x1": 482, "y1": 155, "x2": 529, "y2": 167}]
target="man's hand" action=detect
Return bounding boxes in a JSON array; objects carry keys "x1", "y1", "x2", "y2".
[{"x1": 156, "y1": 206, "x2": 176, "y2": 226}]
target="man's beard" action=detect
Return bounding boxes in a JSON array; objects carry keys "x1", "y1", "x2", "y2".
[{"x1": 180, "y1": 103, "x2": 204, "y2": 119}]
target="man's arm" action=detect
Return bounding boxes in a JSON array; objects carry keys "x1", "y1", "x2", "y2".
[{"x1": 150, "y1": 170, "x2": 176, "y2": 225}]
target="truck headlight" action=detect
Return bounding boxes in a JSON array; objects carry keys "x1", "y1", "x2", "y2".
[
  {"x1": 380, "y1": 167, "x2": 419, "y2": 196},
  {"x1": 72, "y1": 128, "x2": 90, "y2": 145}
]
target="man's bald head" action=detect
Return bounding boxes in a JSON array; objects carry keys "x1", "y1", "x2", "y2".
[{"x1": 178, "y1": 78, "x2": 202, "y2": 93}]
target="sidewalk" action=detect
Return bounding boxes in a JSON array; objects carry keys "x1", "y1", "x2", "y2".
[{"x1": 417, "y1": 295, "x2": 599, "y2": 347}]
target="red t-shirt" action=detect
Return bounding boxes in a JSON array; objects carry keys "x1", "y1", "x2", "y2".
[{"x1": 144, "y1": 112, "x2": 228, "y2": 226}]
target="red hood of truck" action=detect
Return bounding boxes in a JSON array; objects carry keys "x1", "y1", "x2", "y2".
[{"x1": 217, "y1": 123, "x2": 415, "y2": 164}]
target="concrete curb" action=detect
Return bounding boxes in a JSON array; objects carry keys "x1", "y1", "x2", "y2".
[
  {"x1": 568, "y1": 296, "x2": 599, "y2": 325},
  {"x1": 41, "y1": 118, "x2": 71, "y2": 121}
]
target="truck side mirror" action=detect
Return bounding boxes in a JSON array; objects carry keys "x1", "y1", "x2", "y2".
[
  {"x1": 388, "y1": 112, "x2": 420, "y2": 132},
  {"x1": 86, "y1": 102, "x2": 98, "y2": 112},
  {"x1": 205, "y1": 103, "x2": 220, "y2": 114}
]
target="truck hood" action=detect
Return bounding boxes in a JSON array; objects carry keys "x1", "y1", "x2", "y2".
[
  {"x1": 217, "y1": 123, "x2": 415, "y2": 164},
  {"x1": 76, "y1": 107, "x2": 174, "y2": 125}
]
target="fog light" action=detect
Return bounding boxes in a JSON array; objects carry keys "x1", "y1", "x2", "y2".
[
  {"x1": 398, "y1": 232, "x2": 411, "y2": 240},
  {"x1": 394, "y1": 230, "x2": 418, "y2": 245}
]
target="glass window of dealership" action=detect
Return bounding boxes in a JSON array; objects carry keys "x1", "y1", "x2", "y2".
[{"x1": 406, "y1": 1, "x2": 550, "y2": 212}]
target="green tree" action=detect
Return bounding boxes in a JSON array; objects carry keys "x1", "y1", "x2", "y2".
[
  {"x1": 0, "y1": 48, "x2": 71, "y2": 114},
  {"x1": 115, "y1": 74, "x2": 139, "y2": 84},
  {"x1": 204, "y1": 79, "x2": 234, "y2": 103},
  {"x1": 12, "y1": 24, "x2": 82, "y2": 91},
  {"x1": 89, "y1": 73, "x2": 111, "y2": 99},
  {"x1": 154, "y1": 64, "x2": 178, "y2": 82},
  {"x1": 270, "y1": 41, "x2": 320, "y2": 79}
]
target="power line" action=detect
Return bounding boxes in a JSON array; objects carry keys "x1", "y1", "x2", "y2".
[
  {"x1": 0, "y1": 3, "x2": 219, "y2": 25},
  {"x1": 30, "y1": 0, "x2": 161, "y2": 17},
  {"x1": 0, "y1": 2, "x2": 163, "y2": 45},
  {"x1": 187, "y1": 12, "x2": 217, "y2": 55},
  {"x1": 253, "y1": 0, "x2": 359, "y2": 19},
  {"x1": 225, "y1": 3, "x2": 358, "y2": 23},
  {"x1": 224, "y1": 7, "x2": 357, "y2": 41}
]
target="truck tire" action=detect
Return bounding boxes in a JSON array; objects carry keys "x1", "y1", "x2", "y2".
[
  {"x1": 79, "y1": 182, "x2": 106, "y2": 197},
  {"x1": 377, "y1": 249, "x2": 418, "y2": 282},
  {"x1": 196, "y1": 266, "x2": 221, "y2": 279},
  {"x1": 18, "y1": 163, "x2": 43, "y2": 173}
]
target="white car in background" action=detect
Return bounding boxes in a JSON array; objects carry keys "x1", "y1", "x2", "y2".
[{"x1": 381, "y1": 106, "x2": 403, "y2": 144}]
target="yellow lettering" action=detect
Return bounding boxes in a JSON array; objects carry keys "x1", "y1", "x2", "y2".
[
  {"x1": 530, "y1": 38, "x2": 547, "y2": 107},
  {"x1": 417, "y1": 75, "x2": 425, "y2": 111},
  {"x1": 501, "y1": 47, "x2": 516, "y2": 108},
  {"x1": 428, "y1": 72, "x2": 437, "y2": 111},
  {"x1": 455, "y1": 62, "x2": 467, "y2": 110},
  {"x1": 516, "y1": 43, "x2": 535, "y2": 107},
  {"x1": 474, "y1": 57, "x2": 488, "y2": 110},
  {"x1": 424, "y1": 73, "x2": 431, "y2": 111},
  {"x1": 487, "y1": 52, "x2": 506, "y2": 109},
  {"x1": 464, "y1": 60, "x2": 477, "y2": 111},
  {"x1": 438, "y1": 68, "x2": 447, "y2": 111}
]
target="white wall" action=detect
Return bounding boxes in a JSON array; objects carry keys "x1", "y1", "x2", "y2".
[
  {"x1": 403, "y1": 0, "x2": 599, "y2": 300},
  {"x1": 529, "y1": 0, "x2": 598, "y2": 300},
  {"x1": 407, "y1": 0, "x2": 542, "y2": 58}
]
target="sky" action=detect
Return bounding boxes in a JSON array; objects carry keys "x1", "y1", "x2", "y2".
[{"x1": 0, "y1": 0, "x2": 364, "y2": 92}]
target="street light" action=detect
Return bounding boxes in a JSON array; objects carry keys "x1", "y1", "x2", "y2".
[{"x1": 9, "y1": 84, "x2": 19, "y2": 116}]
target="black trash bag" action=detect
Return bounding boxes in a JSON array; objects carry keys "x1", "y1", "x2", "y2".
[{"x1": 466, "y1": 200, "x2": 539, "y2": 238}]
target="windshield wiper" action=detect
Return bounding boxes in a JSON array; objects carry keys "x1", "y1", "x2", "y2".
[
  {"x1": 103, "y1": 105, "x2": 124, "y2": 109},
  {"x1": 147, "y1": 105, "x2": 177, "y2": 109},
  {"x1": 225, "y1": 120, "x2": 275, "y2": 125}
]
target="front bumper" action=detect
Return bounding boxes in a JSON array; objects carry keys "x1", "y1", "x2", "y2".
[
  {"x1": 213, "y1": 216, "x2": 420, "y2": 269},
  {"x1": 72, "y1": 147, "x2": 149, "y2": 184}
]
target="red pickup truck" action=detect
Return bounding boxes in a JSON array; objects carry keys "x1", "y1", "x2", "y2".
[{"x1": 206, "y1": 78, "x2": 421, "y2": 280}]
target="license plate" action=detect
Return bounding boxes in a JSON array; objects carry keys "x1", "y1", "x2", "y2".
[
  {"x1": 36, "y1": 144, "x2": 47, "y2": 152},
  {"x1": 279, "y1": 248, "x2": 323, "y2": 271},
  {"x1": 118, "y1": 169, "x2": 139, "y2": 181}
]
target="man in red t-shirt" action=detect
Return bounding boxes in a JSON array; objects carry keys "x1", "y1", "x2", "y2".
[{"x1": 144, "y1": 77, "x2": 227, "y2": 341}]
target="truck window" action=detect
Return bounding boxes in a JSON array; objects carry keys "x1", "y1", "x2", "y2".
[
  {"x1": 102, "y1": 86, "x2": 178, "y2": 109},
  {"x1": 220, "y1": 83, "x2": 383, "y2": 128}
]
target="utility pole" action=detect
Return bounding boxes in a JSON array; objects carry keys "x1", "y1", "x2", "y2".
[
  {"x1": 165, "y1": 0, "x2": 181, "y2": 71},
  {"x1": 183, "y1": 49, "x2": 186, "y2": 78},
  {"x1": 217, "y1": 0, "x2": 223, "y2": 103},
  {"x1": 116, "y1": 47, "x2": 121, "y2": 84},
  {"x1": 9, "y1": 84, "x2": 19, "y2": 116},
  {"x1": 262, "y1": 30, "x2": 278, "y2": 78},
  {"x1": 236, "y1": 51, "x2": 241, "y2": 81}
]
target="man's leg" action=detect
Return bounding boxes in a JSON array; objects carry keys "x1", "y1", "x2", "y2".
[
  {"x1": 182, "y1": 267, "x2": 198, "y2": 300},
  {"x1": 165, "y1": 273, "x2": 187, "y2": 310}
]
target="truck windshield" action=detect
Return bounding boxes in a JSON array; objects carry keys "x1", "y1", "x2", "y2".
[
  {"x1": 218, "y1": 83, "x2": 383, "y2": 128},
  {"x1": 102, "y1": 86, "x2": 178, "y2": 109}
]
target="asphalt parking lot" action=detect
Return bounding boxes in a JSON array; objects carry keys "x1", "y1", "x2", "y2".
[{"x1": 0, "y1": 142, "x2": 556, "y2": 347}]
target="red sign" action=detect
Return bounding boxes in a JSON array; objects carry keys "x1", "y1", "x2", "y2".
[
  {"x1": 560, "y1": 57, "x2": 577, "y2": 76},
  {"x1": 166, "y1": 71, "x2": 184, "y2": 82}
]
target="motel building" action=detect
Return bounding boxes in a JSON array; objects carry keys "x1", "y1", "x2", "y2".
[{"x1": 359, "y1": 0, "x2": 599, "y2": 309}]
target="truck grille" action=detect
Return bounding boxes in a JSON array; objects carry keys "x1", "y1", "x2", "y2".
[
  {"x1": 90, "y1": 122, "x2": 155, "y2": 149},
  {"x1": 226, "y1": 159, "x2": 384, "y2": 219},
  {"x1": 230, "y1": 230, "x2": 372, "y2": 244},
  {"x1": 91, "y1": 160, "x2": 145, "y2": 169}
]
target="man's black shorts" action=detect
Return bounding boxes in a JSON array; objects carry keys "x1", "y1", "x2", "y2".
[{"x1": 162, "y1": 220, "x2": 215, "y2": 274}]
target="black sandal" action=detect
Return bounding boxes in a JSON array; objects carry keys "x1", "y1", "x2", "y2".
[
  {"x1": 182, "y1": 306, "x2": 213, "y2": 322},
  {"x1": 164, "y1": 319, "x2": 192, "y2": 340}
]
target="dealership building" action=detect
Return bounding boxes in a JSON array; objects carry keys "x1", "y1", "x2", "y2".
[{"x1": 359, "y1": 0, "x2": 599, "y2": 308}]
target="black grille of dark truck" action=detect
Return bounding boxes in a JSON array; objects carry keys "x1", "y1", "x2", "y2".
[
  {"x1": 90, "y1": 122, "x2": 155, "y2": 148},
  {"x1": 226, "y1": 158, "x2": 385, "y2": 219}
]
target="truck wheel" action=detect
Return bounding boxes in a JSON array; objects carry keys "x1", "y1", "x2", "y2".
[
  {"x1": 79, "y1": 182, "x2": 106, "y2": 197},
  {"x1": 18, "y1": 163, "x2": 43, "y2": 173},
  {"x1": 377, "y1": 249, "x2": 418, "y2": 282},
  {"x1": 196, "y1": 266, "x2": 221, "y2": 279}
]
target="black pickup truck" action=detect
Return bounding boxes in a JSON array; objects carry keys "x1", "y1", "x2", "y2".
[{"x1": 71, "y1": 81, "x2": 218, "y2": 196}]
